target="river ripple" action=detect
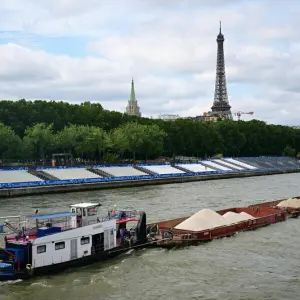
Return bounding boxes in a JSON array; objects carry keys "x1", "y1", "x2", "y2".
[{"x1": 0, "y1": 173, "x2": 299, "y2": 300}]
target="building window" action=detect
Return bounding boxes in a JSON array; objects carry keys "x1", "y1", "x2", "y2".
[
  {"x1": 55, "y1": 241, "x2": 65, "y2": 250},
  {"x1": 81, "y1": 237, "x2": 90, "y2": 245},
  {"x1": 37, "y1": 245, "x2": 46, "y2": 254}
]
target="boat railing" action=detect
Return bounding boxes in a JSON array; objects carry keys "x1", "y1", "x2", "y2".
[
  {"x1": 111, "y1": 210, "x2": 140, "y2": 220},
  {"x1": 91, "y1": 210, "x2": 140, "y2": 224},
  {"x1": 0, "y1": 216, "x2": 23, "y2": 234}
]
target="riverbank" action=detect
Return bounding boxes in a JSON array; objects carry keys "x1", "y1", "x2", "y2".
[{"x1": 0, "y1": 168, "x2": 299, "y2": 199}]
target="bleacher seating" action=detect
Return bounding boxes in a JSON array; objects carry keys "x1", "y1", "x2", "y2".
[
  {"x1": 142, "y1": 165, "x2": 186, "y2": 175},
  {"x1": 218, "y1": 159, "x2": 245, "y2": 170},
  {"x1": 0, "y1": 170, "x2": 42, "y2": 183},
  {"x1": 0, "y1": 156, "x2": 299, "y2": 189},
  {"x1": 176, "y1": 163, "x2": 215, "y2": 172},
  {"x1": 42, "y1": 168, "x2": 102, "y2": 180},
  {"x1": 201, "y1": 160, "x2": 232, "y2": 171},
  {"x1": 284, "y1": 158, "x2": 300, "y2": 168},
  {"x1": 272, "y1": 157, "x2": 299, "y2": 168},
  {"x1": 96, "y1": 166, "x2": 148, "y2": 177},
  {"x1": 234, "y1": 157, "x2": 299, "y2": 170},
  {"x1": 223, "y1": 158, "x2": 257, "y2": 170}
]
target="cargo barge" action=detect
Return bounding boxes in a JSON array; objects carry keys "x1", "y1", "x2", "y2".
[
  {"x1": 147, "y1": 196, "x2": 300, "y2": 248},
  {"x1": 1, "y1": 196, "x2": 300, "y2": 281}
]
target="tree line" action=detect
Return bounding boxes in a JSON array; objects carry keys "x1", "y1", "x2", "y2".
[{"x1": 0, "y1": 99, "x2": 299, "y2": 163}]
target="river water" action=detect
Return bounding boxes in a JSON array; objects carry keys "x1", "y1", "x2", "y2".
[{"x1": 1, "y1": 173, "x2": 300, "y2": 300}]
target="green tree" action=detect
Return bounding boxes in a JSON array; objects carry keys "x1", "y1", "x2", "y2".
[
  {"x1": 0, "y1": 123, "x2": 22, "y2": 160},
  {"x1": 23, "y1": 123, "x2": 55, "y2": 161},
  {"x1": 56, "y1": 125, "x2": 111, "y2": 160},
  {"x1": 282, "y1": 145, "x2": 296, "y2": 157},
  {"x1": 111, "y1": 123, "x2": 145, "y2": 160},
  {"x1": 1, "y1": 99, "x2": 300, "y2": 162},
  {"x1": 215, "y1": 120, "x2": 246, "y2": 157},
  {"x1": 55, "y1": 124, "x2": 79, "y2": 155},
  {"x1": 137, "y1": 124, "x2": 166, "y2": 159},
  {"x1": 76, "y1": 126, "x2": 111, "y2": 159}
]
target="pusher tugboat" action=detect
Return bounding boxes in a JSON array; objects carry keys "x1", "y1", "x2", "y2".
[{"x1": 0, "y1": 202, "x2": 147, "y2": 281}]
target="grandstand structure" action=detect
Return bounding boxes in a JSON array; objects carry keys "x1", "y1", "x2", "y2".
[{"x1": 0, "y1": 157, "x2": 299, "y2": 189}]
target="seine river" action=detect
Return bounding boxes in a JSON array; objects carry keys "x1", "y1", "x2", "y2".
[{"x1": 1, "y1": 173, "x2": 300, "y2": 300}]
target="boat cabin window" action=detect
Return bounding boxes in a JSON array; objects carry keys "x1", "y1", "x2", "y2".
[
  {"x1": 55, "y1": 241, "x2": 65, "y2": 250},
  {"x1": 110, "y1": 230, "x2": 114, "y2": 236},
  {"x1": 80, "y1": 237, "x2": 90, "y2": 245},
  {"x1": 37, "y1": 245, "x2": 46, "y2": 254},
  {"x1": 83, "y1": 209, "x2": 87, "y2": 217},
  {"x1": 88, "y1": 207, "x2": 97, "y2": 216},
  {"x1": 71, "y1": 208, "x2": 76, "y2": 214}
]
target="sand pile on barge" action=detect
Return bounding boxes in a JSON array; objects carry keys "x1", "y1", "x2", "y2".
[
  {"x1": 277, "y1": 198, "x2": 300, "y2": 208},
  {"x1": 239, "y1": 212, "x2": 255, "y2": 219},
  {"x1": 175, "y1": 209, "x2": 257, "y2": 231},
  {"x1": 174, "y1": 209, "x2": 228, "y2": 231},
  {"x1": 223, "y1": 212, "x2": 247, "y2": 223}
]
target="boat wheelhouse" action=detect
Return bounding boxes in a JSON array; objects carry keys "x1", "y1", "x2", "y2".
[{"x1": 0, "y1": 203, "x2": 147, "y2": 281}]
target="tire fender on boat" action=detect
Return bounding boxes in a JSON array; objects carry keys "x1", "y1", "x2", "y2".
[
  {"x1": 26, "y1": 264, "x2": 33, "y2": 275},
  {"x1": 125, "y1": 236, "x2": 133, "y2": 247}
]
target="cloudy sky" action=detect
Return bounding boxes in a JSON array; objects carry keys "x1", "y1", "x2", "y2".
[{"x1": 0, "y1": 0, "x2": 299, "y2": 125}]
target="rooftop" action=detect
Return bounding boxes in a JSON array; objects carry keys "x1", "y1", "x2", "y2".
[{"x1": 70, "y1": 202, "x2": 102, "y2": 208}]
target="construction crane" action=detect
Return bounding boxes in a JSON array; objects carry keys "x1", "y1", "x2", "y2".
[{"x1": 234, "y1": 111, "x2": 254, "y2": 121}]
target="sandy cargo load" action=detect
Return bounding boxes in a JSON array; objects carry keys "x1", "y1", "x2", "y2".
[
  {"x1": 222, "y1": 211, "x2": 255, "y2": 224},
  {"x1": 174, "y1": 209, "x2": 257, "y2": 232},
  {"x1": 174, "y1": 209, "x2": 228, "y2": 231},
  {"x1": 276, "y1": 198, "x2": 300, "y2": 209}
]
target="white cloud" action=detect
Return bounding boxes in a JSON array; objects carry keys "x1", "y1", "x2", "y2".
[{"x1": 0, "y1": 0, "x2": 299, "y2": 124}]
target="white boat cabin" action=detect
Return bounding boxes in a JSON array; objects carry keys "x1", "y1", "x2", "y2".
[
  {"x1": 5, "y1": 203, "x2": 118, "y2": 269},
  {"x1": 70, "y1": 202, "x2": 104, "y2": 227}
]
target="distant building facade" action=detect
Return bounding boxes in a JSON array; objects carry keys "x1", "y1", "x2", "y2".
[
  {"x1": 199, "y1": 112, "x2": 221, "y2": 122},
  {"x1": 157, "y1": 114, "x2": 180, "y2": 121},
  {"x1": 187, "y1": 112, "x2": 222, "y2": 122},
  {"x1": 125, "y1": 79, "x2": 141, "y2": 117}
]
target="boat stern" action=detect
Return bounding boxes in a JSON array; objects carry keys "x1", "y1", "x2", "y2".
[{"x1": 0, "y1": 247, "x2": 29, "y2": 281}]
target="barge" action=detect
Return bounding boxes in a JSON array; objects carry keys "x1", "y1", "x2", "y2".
[
  {"x1": 1, "y1": 196, "x2": 300, "y2": 281},
  {"x1": 147, "y1": 196, "x2": 300, "y2": 248},
  {"x1": 0, "y1": 203, "x2": 148, "y2": 281}
]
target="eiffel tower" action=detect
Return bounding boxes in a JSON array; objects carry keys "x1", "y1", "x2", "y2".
[{"x1": 211, "y1": 22, "x2": 232, "y2": 119}]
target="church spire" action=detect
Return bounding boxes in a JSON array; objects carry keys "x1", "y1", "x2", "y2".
[
  {"x1": 125, "y1": 78, "x2": 141, "y2": 117},
  {"x1": 129, "y1": 78, "x2": 136, "y2": 102}
]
